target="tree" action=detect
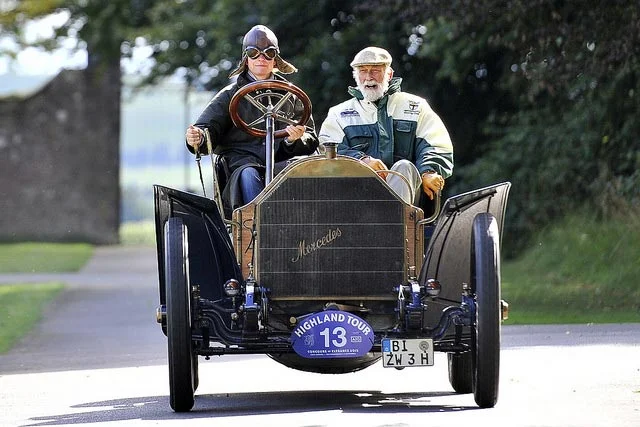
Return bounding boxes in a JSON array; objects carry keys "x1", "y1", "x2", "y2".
[
  {"x1": 358, "y1": 0, "x2": 640, "y2": 254},
  {"x1": 133, "y1": 0, "x2": 374, "y2": 120},
  {"x1": 0, "y1": 0, "x2": 154, "y2": 63},
  {"x1": 0, "y1": 0, "x2": 156, "y2": 172},
  {"x1": 3, "y1": 0, "x2": 637, "y2": 254}
]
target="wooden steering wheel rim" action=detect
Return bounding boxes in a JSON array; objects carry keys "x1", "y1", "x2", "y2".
[{"x1": 229, "y1": 80, "x2": 312, "y2": 138}]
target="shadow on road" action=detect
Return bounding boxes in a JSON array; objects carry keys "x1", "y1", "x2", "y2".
[{"x1": 23, "y1": 389, "x2": 478, "y2": 425}]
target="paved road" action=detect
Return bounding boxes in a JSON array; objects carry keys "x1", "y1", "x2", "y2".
[
  {"x1": 0, "y1": 246, "x2": 166, "y2": 373},
  {"x1": 1, "y1": 246, "x2": 639, "y2": 427}
]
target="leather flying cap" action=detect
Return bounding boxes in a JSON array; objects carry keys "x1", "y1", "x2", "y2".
[
  {"x1": 229, "y1": 25, "x2": 297, "y2": 77},
  {"x1": 242, "y1": 25, "x2": 279, "y2": 50},
  {"x1": 350, "y1": 46, "x2": 393, "y2": 68}
]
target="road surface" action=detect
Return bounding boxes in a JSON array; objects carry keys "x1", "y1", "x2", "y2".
[{"x1": 1, "y1": 246, "x2": 638, "y2": 427}]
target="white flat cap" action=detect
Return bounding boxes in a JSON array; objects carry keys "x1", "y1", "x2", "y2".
[{"x1": 350, "y1": 46, "x2": 393, "y2": 67}]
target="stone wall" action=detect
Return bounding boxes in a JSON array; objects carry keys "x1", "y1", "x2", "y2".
[{"x1": 0, "y1": 68, "x2": 120, "y2": 244}]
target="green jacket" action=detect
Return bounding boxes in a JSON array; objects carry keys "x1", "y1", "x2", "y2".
[{"x1": 319, "y1": 77, "x2": 453, "y2": 177}]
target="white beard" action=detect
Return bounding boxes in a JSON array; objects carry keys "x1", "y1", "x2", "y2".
[{"x1": 357, "y1": 78, "x2": 390, "y2": 102}]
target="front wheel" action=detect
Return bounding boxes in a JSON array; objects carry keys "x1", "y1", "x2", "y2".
[
  {"x1": 192, "y1": 352, "x2": 199, "y2": 392},
  {"x1": 471, "y1": 213, "x2": 501, "y2": 408},
  {"x1": 165, "y1": 217, "x2": 195, "y2": 412}
]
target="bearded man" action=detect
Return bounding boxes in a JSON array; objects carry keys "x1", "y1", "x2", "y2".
[{"x1": 319, "y1": 47, "x2": 453, "y2": 204}]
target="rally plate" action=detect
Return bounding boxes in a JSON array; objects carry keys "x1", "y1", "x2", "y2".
[
  {"x1": 291, "y1": 310, "x2": 374, "y2": 358},
  {"x1": 382, "y1": 338, "x2": 434, "y2": 368}
]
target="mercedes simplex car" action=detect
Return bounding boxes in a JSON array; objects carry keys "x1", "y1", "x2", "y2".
[{"x1": 153, "y1": 81, "x2": 511, "y2": 412}]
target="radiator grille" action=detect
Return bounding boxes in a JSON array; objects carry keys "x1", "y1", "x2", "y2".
[{"x1": 257, "y1": 177, "x2": 405, "y2": 299}]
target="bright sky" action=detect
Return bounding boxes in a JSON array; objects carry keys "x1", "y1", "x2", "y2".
[
  {"x1": 0, "y1": 11, "x2": 84, "y2": 75},
  {"x1": 0, "y1": 45, "x2": 87, "y2": 75},
  {"x1": 0, "y1": 11, "x2": 152, "y2": 76}
]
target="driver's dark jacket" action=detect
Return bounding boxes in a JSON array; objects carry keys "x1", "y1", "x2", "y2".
[{"x1": 188, "y1": 72, "x2": 318, "y2": 215}]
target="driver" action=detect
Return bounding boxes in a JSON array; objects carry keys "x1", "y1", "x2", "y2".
[{"x1": 185, "y1": 25, "x2": 318, "y2": 217}]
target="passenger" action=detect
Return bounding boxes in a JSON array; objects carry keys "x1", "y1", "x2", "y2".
[
  {"x1": 185, "y1": 25, "x2": 319, "y2": 217},
  {"x1": 319, "y1": 46, "x2": 453, "y2": 204}
]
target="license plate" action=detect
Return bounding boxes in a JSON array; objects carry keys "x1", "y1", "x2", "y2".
[{"x1": 381, "y1": 338, "x2": 434, "y2": 368}]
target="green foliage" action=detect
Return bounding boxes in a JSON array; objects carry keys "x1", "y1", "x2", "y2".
[
  {"x1": 134, "y1": 0, "x2": 372, "y2": 121},
  {"x1": 466, "y1": 65, "x2": 640, "y2": 254},
  {"x1": 381, "y1": 0, "x2": 640, "y2": 253},
  {"x1": 0, "y1": 243, "x2": 93, "y2": 273},
  {"x1": 0, "y1": 0, "x2": 154, "y2": 63},
  {"x1": 3, "y1": 0, "x2": 639, "y2": 256},
  {"x1": 0, "y1": 283, "x2": 64, "y2": 353}
]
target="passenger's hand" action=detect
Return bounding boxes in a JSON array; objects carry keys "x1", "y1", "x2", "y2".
[
  {"x1": 362, "y1": 156, "x2": 389, "y2": 180},
  {"x1": 421, "y1": 172, "x2": 444, "y2": 200},
  {"x1": 285, "y1": 125, "x2": 305, "y2": 142},
  {"x1": 186, "y1": 125, "x2": 203, "y2": 149}
]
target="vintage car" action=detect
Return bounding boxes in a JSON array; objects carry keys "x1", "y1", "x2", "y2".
[{"x1": 153, "y1": 80, "x2": 511, "y2": 412}]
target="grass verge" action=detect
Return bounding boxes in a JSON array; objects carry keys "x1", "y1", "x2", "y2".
[
  {"x1": 502, "y1": 213, "x2": 640, "y2": 324},
  {"x1": 0, "y1": 243, "x2": 93, "y2": 273},
  {"x1": 0, "y1": 283, "x2": 64, "y2": 353},
  {"x1": 0, "y1": 213, "x2": 638, "y2": 354},
  {"x1": 120, "y1": 220, "x2": 156, "y2": 246}
]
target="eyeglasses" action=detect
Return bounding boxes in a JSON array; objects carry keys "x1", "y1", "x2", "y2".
[
  {"x1": 356, "y1": 66, "x2": 386, "y2": 76},
  {"x1": 245, "y1": 46, "x2": 279, "y2": 60}
]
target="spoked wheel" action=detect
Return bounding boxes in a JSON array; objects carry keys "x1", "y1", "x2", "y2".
[
  {"x1": 165, "y1": 217, "x2": 195, "y2": 412},
  {"x1": 470, "y1": 212, "x2": 501, "y2": 408},
  {"x1": 447, "y1": 350, "x2": 473, "y2": 393},
  {"x1": 229, "y1": 80, "x2": 312, "y2": 138}
]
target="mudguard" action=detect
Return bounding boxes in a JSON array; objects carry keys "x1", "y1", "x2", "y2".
[
  {"x1": 154, "y1": 185, "x2": 242, "y2": 304},
  {"x1": 419, "y1": 182, "x2": 511, "y2": 308}
]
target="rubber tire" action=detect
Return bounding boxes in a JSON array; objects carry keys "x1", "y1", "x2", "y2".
[
  {"x1": 192, "y1": 352, "x2": 199, "y2": 392},
  {"x1": 471, "y1": 213, "x2": 501, "y2": 408},
  {"x1": 448, "y1": 351, "x2": 473, "y2": 393},
  {"x1": 165, "y1": 217, "x2": 195, "y2": 412}
]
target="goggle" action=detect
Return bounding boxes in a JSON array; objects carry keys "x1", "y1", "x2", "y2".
[{"x1": 245, "y1": 46, "x2": 279, "y2": 60}]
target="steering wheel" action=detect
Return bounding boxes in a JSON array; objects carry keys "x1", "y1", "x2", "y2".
[{"x1": 229, "y1": 80, "x2": 312, "y2": 139}]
